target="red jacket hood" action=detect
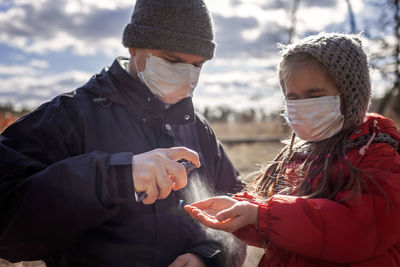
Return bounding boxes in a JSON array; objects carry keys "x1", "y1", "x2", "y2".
[{"x1": 349, "y1": 113, "x2": 400, "y2": 145}]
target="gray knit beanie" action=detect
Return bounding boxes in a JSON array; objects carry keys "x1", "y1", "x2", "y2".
[
  {"x1": 279, "y1": 32, "x2": 371, "y2": 130},
  {"x1": 122, "y1": 0, "x2": 216, "y2": 59}
]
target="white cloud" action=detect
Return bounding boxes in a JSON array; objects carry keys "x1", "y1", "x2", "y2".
[
  {"x1": 0, "y1": 65, "x2": 39, "y2": 76},
  {"x1": 64, "y1": 0, "x2": 131, "y2": 15},
  {"x1": 211, "y1": 54, "x2": 279, "y2": 68},
  {"x1": 0, "y1": 0, "x2": 131, "y2": 56},
  {"x1": 13, "y1": 0, "x2": 47, "y2": 9},
  {"x1": 0, "y1": 70, "x2": 91, "y2": 109},
  {"x1": 27, "y1": 59, "x2": 49, "y2": 69},
  {"x1": 0, "y1": 60, "x2": 49, "y2": 77}
]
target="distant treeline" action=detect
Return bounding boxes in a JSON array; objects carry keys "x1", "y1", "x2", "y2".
[
  {"x1": 201, "y1": 106, "x2": 283, "y2": 123},
  {"x1": 0, "y1": 96, "x2": 397, "y2": 125},
  {"x1": 0, "y1": 102, "x2": 283, "y2": 123},
  {"x1": 0, "y1": 103, "x2": 30, "y2": 117}
]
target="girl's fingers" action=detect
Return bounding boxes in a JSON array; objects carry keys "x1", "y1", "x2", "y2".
[
  {"x1": 216, "y1": 204, "x2": 243, "y2": 222},
  {"x1": 185, "y1": 206, "x2": 215, "y2": 221},
  {"x1": 185, "y1": 205, "x2": 234, "y2": 231},
  {"x1": 191, "y1": 196, "x2": 235, "y2": 210},
  {"x1": 190, "y1": 198, "x2": 215, "y2": 209},
  {"x1": 184, "y1": 205, "x2": 193, "y2": 212},
  {"x1": 202, "y1": 217, "x2": 234, "y2": 231},
  {"x1": 184, "y1": 206, "x2": 204, "y2": 221}
]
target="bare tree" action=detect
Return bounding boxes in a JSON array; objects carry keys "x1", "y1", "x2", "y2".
[
  {"x1": 288, "y1": 0, "x2": 301, "y2": 43},
  {"x1": 268, "y1": 0, "x2": 301, "y2": 43},
  {"x1": 376, "y1": 0, "x2": 400, "y2": 116},
  {"x1": 345, "y1": 0, "x2": 357, "y2": 33},
  {"x1": 394, "y1": 0, "x2": 400, "y2": 115}
]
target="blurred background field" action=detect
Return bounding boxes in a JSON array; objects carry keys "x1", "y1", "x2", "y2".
[{"x1": 211, "y1": 120, "x2": 287, "y2": 176}]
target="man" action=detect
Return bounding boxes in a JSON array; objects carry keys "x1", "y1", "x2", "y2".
[{"x1": 0, "y1": 0, "x2": 246, "y2": 266}]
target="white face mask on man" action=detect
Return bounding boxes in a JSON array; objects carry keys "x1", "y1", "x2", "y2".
[
  {"x1": 284, "y1": 95, "x2": 344, "y2": 142},
  {"x1": 137, "y1": 52, "x2": 201, "y2": 104}
]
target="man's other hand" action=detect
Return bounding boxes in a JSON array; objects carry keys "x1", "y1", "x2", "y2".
[{"x1": 168, "y1": 253, "x2": 206, "y2": 267}]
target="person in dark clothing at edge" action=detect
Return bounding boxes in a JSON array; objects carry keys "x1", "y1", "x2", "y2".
[{"x1": 0, "y1": 0, "x2": 247, "y2": 266}]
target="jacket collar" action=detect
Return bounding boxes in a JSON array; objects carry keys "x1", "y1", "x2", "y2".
[
  {"x1": 349, "y1": 113, "x2": 400, "y2": 143},
  {"x1": 85, "y1": 57, "x2": 196, "y2": 126}
]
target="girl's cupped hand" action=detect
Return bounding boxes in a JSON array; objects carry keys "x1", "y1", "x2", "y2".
[{"x1": 184, "y1": 196, "x2": 258, "y2": 232}]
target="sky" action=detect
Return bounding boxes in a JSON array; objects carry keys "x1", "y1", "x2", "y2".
[{"x1": 0, "y1": 0, "x2": 394, "y2": 114}]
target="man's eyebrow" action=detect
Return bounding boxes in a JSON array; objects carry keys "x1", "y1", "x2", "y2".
[
  {"x1": 164, "y1": 54, "x2": 181, "y2": 60},
  {"x1": 192, "y1": 60, "x2": 206, "y2": 65},
  {"x1": 164, "y1": 53, "x2": 206, "y2": 65}
]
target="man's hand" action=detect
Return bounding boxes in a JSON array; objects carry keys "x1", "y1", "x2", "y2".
[
  {"x1": 168, "y1": 253, "x2": 206, "y2": 267},
  {"x1": 184, "y1": 196, "x2": 258, "y2": 232},
  {"x1": 132, "y1": 147, "x2": 200, "y2": 204}
]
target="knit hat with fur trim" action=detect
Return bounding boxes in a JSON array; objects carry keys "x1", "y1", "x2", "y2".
[
  {"x1": 278, "y1": 32, "x2": 371, "y2": 130},
  {"x1": 122, "y1": 0, "x2": 216, "y2": 59}
]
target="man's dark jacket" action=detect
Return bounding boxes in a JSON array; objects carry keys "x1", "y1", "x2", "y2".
[{"x1": 0, "y1": 58, "x2": 245, "y2": 266}]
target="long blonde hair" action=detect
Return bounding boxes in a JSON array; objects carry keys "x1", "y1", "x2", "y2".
[{"x1": 247, "y1": 53, "x2": 379, "y2": 202}]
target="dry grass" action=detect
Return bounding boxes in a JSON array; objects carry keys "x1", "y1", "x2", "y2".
[
  {"x1": 210, "y1": 121, "x2": 288, "y2": 177},
  {"x1": 210, "y1": 119, "x2": 288, "y2": 139},
  {"x1": 0, "y1": 259, "x2": 44, "y2": 267},
  {"x1": 222, "y1": 142, "x2": 284, "y2": 178}
]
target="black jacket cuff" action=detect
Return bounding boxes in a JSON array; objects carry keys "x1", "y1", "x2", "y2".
[
  {"x1": 108, "y1": 152, "x2": 135, "y2": 205},
  {"x1": 186, "y1": 241, "x2": 225, "y2": 267}
]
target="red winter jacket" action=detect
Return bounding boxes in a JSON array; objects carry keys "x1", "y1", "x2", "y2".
[{"x1": 234, "y1": 114, "x2": 400, "y2": 266}]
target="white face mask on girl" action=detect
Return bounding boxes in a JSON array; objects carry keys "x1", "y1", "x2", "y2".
[
  {"x1": 284, "y1": 95, "x2": 344, "y2": 142},
  {"x1": 137, "y1": 52, "x2": 201, "y2": 104}
]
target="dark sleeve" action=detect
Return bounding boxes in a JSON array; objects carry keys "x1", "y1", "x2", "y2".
[
  {"x1": 187, "y1": 231, "x2": 247, "y2": 267},
  {"x1": 0, "y1": 101, "x2": 135, "y2": 262},
  {"x1": 185, "y1": 240, "x2": 226, "y2": 267}
]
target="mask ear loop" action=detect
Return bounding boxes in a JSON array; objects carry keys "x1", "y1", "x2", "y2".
[
  {"x1": 135, "y1": 49, "x2": 151, "y2": 77},
  {"x1": 336, "y1": 93, "x2": 344, "y2": 115},
  {"x1": 145, "y1": 49, "x2": 152, "y2": 57}
]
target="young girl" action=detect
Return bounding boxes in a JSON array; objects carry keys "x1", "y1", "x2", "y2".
[{"x1": 185, "y1": 33, "x2": 400, "y2": 266}]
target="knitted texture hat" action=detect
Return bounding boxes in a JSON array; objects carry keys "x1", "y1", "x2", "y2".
[
  {"x1": 279, "y1": 33, "x2": 371, "y2": 130},
  {"x1": 122, "y1": 0, "x2": 216, "y2": 59}
]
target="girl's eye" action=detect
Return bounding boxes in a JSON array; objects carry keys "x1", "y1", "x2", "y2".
[{"x1": 165, "y1": 58, "x2": 179, "y2": 64}]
